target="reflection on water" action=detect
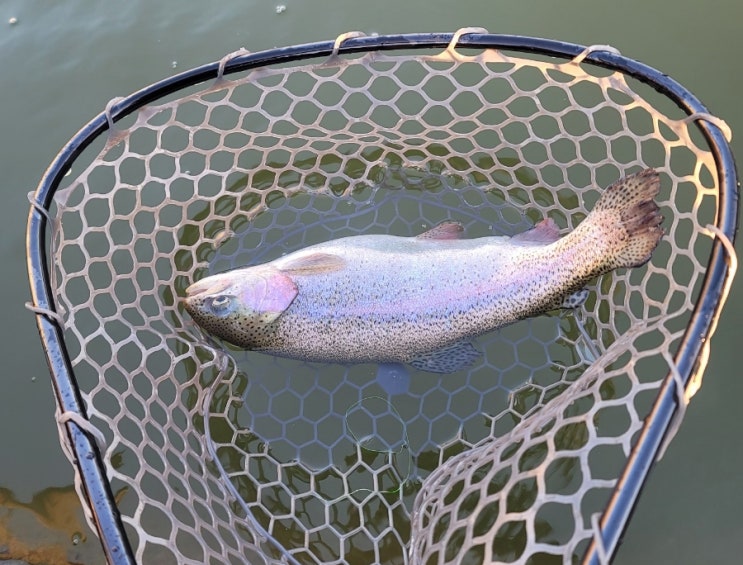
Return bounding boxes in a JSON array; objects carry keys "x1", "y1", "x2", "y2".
[{"x1": 18, "y1": 11, "x2": 738, "y2": 562}]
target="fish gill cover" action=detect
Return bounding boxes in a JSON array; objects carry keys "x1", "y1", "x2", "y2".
[{"x1": 41, "y1": 33, "x2": 735, "y2": 564}]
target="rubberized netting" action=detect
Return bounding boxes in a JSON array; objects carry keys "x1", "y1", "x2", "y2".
[{"x1": 34, "y1": 32, "x2": 736, "y2": 564}]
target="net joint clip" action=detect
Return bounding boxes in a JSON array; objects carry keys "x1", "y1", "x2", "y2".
[
  {"x1": 27, "y1": 190, "x2": 52, "y2": 224},
  {"x1": 572, "y1": 44, "x2": 621, "y2": 65},
  {"x1": 217, "y1": 48, "x2": 251, "y2": 81},
  {"x1": 684, "y1": 113, "x2": 733, "y2": 142},
  {"x1": 25, "y1": 301, "x2": 65, "y2": 327},
  {"x1": 58, "y1": 410, "x2": 108, "y2": 453},
  {"x1": 442, "y1": 27, "x2": 488, "y2": 61}
]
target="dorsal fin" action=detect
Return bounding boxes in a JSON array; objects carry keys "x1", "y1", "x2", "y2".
[
  {"x1": 417, "y1": 221, "x2": 464, "y2": 240},
  {"x1": 279, "y1": 252, "x2": 346, "y2": 275},
  {"x1": 512, "y1": 218, "x2": 561, "y2": 245}
]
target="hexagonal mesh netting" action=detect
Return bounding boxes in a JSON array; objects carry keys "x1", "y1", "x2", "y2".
[{"x1": 27, "y1": 33, "x2": 737, "y2": 565}]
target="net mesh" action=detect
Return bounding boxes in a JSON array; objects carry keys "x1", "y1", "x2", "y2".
[{"x1": 48, "y1": 41, "x2": 721, "y2": 564}]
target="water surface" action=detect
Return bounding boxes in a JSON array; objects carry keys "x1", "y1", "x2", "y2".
[{"x1": 2, "y1": 1, "x2": 740, "y2": 563}]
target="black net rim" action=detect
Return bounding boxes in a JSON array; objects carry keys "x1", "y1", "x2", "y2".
[{"x1": 25, "y1": 31, "x2": 738, "y2": 565}]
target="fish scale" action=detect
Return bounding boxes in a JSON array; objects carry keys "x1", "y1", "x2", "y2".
[{"x1": 183, "y1": 169, "x2": 663, "y2": 373}]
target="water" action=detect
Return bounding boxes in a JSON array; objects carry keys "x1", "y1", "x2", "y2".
[{"x1": 2, "y1": 1, "x2": 741, "y2": 563}]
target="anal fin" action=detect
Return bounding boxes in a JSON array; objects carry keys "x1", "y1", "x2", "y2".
[
  {"x1": 560, "y1": 288, "x2": 589, "y2": 309},
  {"x1": 409, "y1": 340, "x2": 481, "y2": 374}
]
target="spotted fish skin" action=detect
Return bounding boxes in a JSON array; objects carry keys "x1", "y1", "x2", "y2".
[{"x1": 183, "y1": 169, "x2": 663, "y2": 372}]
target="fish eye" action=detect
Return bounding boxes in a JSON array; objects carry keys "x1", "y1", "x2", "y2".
[{"x1": 207, "y1": 295, "x2": 235, "y2": 316}]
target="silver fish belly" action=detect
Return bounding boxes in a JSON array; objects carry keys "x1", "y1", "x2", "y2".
[{"x1": 183, "y1": 169, "x2": 663, "y2": 372}]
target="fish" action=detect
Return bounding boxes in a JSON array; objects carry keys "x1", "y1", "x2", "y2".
[{"x1": 183, "y1": 169, "x2": 663, "y2": 373}]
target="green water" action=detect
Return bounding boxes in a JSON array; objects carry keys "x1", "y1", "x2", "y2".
[{"x1": 2, "y1": 1, "x2": 740, "y2": 563}]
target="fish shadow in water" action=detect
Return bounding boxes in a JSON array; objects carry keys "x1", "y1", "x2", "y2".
[{"x1": 212, "y1": 311, "x2": 590, "y2": 474}]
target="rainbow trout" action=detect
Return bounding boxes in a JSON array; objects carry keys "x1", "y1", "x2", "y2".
[{"x1": 183, "y1": 169, "x2": 662, "y2": 373}]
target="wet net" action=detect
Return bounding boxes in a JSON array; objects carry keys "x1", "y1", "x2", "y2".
[{"x1": 27, "y1": 31, "x2": 737, "y2": 564}]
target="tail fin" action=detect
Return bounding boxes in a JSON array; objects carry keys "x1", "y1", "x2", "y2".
[{"x1": 590, "y1": 168, "x2": 663, "y2": 269}]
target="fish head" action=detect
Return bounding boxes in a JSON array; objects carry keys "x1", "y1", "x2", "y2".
[{"x1": 182, "y1": 266, "x2": 298, "y2": 348}]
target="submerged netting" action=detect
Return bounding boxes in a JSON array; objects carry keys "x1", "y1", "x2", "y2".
[{"x1": 27, "y1": 32, "x2": 736, "y2": 564}]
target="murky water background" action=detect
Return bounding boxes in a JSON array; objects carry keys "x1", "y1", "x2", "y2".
[{"x1": 2, "y1": 1, "x2": 740, "y2": 563}]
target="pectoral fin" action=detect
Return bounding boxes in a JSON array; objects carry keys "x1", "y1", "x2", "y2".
[
  {"x1": 279, "y1": 253, "x2": 346, "y2": 275},
  {"x1": 409, "y1": 340, "x2": 481, "y2": 374}
]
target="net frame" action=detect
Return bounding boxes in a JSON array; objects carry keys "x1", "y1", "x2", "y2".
[{"x1": 25, "y1": 31, "x2": 737, "y2": 565}]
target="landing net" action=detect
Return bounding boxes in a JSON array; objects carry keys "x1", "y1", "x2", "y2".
[{"x1": 26, "y1": 31, "x2": 737, "y2": 564}]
